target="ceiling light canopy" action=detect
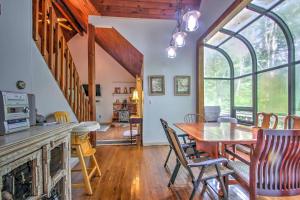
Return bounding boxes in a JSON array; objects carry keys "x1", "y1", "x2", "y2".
[{"x1": 183, "y1": 10, "x2": 201, "y2": 32}]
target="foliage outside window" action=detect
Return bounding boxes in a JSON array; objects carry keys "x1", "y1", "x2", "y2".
[
  {"x1": 204, "y1": 80, "x2": 230, "y2": 115},
  {"x1": 204, "y1": 47, "x2": 230, "y2": 78},
  {"x1": 240, "y1": 15, "x2": 288, "y2": 71},
  {"x1": 234, "y1": 76, "x2": 252, "y2": 107},
  {"x1": 220, "y1": 37, "x2": 252, "y2": 77}
]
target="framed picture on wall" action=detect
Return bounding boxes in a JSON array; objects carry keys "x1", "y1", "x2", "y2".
[
  {"x1": 174, "y1": 76, "x2": 191, "y2": 96},
  {"x1": 148, "y1": 75, "x2": 165, "y2": 96}
]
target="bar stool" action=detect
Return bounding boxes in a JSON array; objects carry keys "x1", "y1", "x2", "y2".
[{"x1": 71, "y1": 122, "x2": 101, "y2": 195}]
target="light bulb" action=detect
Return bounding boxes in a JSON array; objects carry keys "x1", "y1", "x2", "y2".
[
  {"x1": 172, "y1": 32, "x2": 187, "y2": 47},
  {"x1": 166, "y1": 46, "x2": 176, "y2": 58},
  {"x1": 183, "y1": 10, "x2": 201, "y2": 32}
]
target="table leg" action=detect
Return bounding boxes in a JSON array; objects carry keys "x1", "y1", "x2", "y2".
[{"x1": 196, "y1": 141, "x2": 219, "y2": 158}]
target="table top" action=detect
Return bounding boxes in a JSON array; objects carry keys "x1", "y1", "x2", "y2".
[{"x1": 174, "y1": 122, "x2": 257, "y2": 144}]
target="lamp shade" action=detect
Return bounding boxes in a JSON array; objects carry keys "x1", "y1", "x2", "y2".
[
  {"x1": 166, "y1": 46, "x2": 177, "y2": 58},
  {"x1": 132, "y1": 90, "x2": 139, "y2": 101},
  {"x1": 172, "y1": 31, "x2": 187, "y2": 47},
  {"x1": 183, "y1": 10, "x2": 201, "y2": 32}
]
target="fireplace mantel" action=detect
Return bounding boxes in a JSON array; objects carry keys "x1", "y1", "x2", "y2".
[{"x1": 0, "y1": 123, "x2": 78, "y2": 200}]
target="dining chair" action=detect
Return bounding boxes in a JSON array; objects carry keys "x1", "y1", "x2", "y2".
[
  {"x1": 54, "y1": 111, "x2": 71, "y2": 123},
  {"x1": 284, "y1": 115, "x2": 300, "y2": 129},
  {"x1": 184, "y1": 113, "x2": 202, "y2": 123},
  {"x1": 160, "y1": 119, "x2": 198, "y2": 168},
  {"x1": 166, "y1": 126, "x2": 234, "y2": 200},
  {"x1": 255, "y1": 112, "x2": 278, "y2": 129},
  {"x1": 227, "y1": 129, "x2": 300, "y2": 200}
]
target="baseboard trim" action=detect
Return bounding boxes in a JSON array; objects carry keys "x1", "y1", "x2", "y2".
[{"x1": 143, "y1": 142, "x2": 169, "y2": 146}]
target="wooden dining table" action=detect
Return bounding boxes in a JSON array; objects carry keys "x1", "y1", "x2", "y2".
[{"x1": 174, "y1": 122, "x2": 257, "y2": 159}]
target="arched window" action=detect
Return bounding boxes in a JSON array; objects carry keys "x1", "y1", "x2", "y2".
[
  {"x1": 219, "y1": 37, "x2": 252, "y2": 77},
  {"x1": 204, "y1": 47, "x2": 231, "y2": 115},
  {"x1": 240, "y1": 15, "x2": 288, "y2": 71}
]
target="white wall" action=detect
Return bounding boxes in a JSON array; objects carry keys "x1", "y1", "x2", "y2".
[
  {"x1": 68, "y1": 34, "x2": 135, "y2": 123},
  {"x1": 90, "y1": 0, "x2": 234, "y2": 144},
  {"x1": 0, "y1": 0, "x2": 77, "y2": 121}
]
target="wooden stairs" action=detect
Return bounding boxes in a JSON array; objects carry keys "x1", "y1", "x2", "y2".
[{"x1": 32, "y1": 0, "x2": 90, "y2": 121}]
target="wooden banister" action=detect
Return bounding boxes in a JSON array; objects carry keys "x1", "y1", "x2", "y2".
[{"x1": 32, "y1": 0, "x2": 90, "y2": 121}]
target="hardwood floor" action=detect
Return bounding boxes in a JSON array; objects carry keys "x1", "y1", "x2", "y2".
[
  {"x1": 72, "y1": 128, "x2": 300, "y2": 200},
  {"x1": 96, "y1": 124, "x2": 134, "y2": 140}
]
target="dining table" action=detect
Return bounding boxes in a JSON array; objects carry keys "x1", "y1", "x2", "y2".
[{"x1": 174, "y1": 122, "x2": 258, "y2": 159}]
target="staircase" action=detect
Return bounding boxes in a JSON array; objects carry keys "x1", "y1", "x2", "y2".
[{"x1": 32, "y1": 0, "x2": 90, "y2": 121}]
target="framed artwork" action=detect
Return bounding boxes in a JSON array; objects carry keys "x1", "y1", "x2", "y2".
[
  {"x1": 148, "y1": 75, "x2": 165, "y2": 96},
  {"x1": 174, "y1": 76, "x2": 191, "y2": 96}
]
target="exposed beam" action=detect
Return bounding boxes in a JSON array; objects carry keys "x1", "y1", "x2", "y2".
[
  {"x1": 95, "y1": 28, "x2": 143, "y2": 77},
  {"x1": 88, "y1": 23, "x2": 96, "y2": 147}
]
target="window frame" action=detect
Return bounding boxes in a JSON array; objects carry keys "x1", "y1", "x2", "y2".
[{"x1": 203, "y1": 0, "x2": 298, "y2": 126}]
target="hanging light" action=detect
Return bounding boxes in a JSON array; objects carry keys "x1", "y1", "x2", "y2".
[
  {"x1": 183, "y1": 10, "x2": 201, "y2": 32},
  {"x1": 166, "y1": 46, "x2": 177, "y2": 58},
  {"x1": 172, "y1": 31, "x2": 187, "y2": 47}
]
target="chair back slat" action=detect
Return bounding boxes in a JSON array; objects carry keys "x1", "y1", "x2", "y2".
[
  {"x1": 284, "y1": 116, "x2": 300, "y2": 129},
  {"x1": 167, "y1": 127, "x2": 188, "y2": 167},
  {"x1": 184, "y1": 113, "x2": 201, "y2": 123},
  {"x1": 256, "y1": 112, "x2": 278, "y2": 129},
  {"x1": 54, "y1": 111, "x2": 71, "y2": 123},
  {"x1": 250, "y1": 129, "x2": 300, "y2": 197}
]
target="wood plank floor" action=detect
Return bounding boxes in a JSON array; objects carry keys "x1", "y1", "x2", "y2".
[{"x1": 72, "y1": 128, "x2": 300, "y2": 200}]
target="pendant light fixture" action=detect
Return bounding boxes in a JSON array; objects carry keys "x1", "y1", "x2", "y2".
[
  {"x1": 166, "y1": 45, "x2": 177, "y2": 58},
  {"x1": 166, "y1": 0, "x2": 201, "y2": 58},
  {"x1": 183, "y1": 10, "x2": 201, "y2": 32}
]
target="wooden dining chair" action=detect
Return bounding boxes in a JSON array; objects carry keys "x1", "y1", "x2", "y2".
[
  {"x1": 166, "y1": 126, "x2": 233, "y2": 200},
  {"x1": 284, "y1": 115, "x2": 300, "y2": 129},
  {"x1": 54, "y1": 111, "x2": 71, "y2": 123},
  {"x1": 160, "y1": 119, "x2": 198, "y2": 168},
  {"x1": 228, "y1": 129, "x2": 300, "y2": 200},
  {"x1": 255, "y1": 112, "x2": 278, "y2": 129}
]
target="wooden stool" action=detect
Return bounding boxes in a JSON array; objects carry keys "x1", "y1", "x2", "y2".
[{"x1": 71, "y1": 132, "x2": 101, "y2": 195}]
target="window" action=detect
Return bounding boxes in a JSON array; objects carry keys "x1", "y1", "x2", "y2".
[
  {"x1": 257, "y1": 68, "x2": 288, "y2": 115},
  {"x1": 224, "y1": 8, "x2": 259, "y2": 32},
  {"x1": 204, "y1": 80, "x2": 230, "y2": 115},
  {"x1": 206, "y1": 32, "x2": 230, "y2": 46},
  {"x1": 220, "y1": 37, "x2": 252, "y2": 77},
  {"x1": 204, "y1": 47, "x2": 230, "y2": 78},
  {"x1": 240, "y1": 16, "x2": 288, "y2": 71},
  {"x1": 274, "y1": 0, "x2": 300, "y2": 61},
  {"x1": 251, "y1": 0, "x2": 282, "y2": 9},
  {"x1": 234, "y1": 76, "x2": 252, "y2": 107}
]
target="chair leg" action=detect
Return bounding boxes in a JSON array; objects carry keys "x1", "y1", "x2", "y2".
[
  {"x1": 164, "y1": 146, "x2": 172, "y2": 168},
  {"x1": 168, "y1": 160, "x2": 181, "y2": 187},
  {"x1": 215, "y1": 165, "x2": 228, "y2": 200},
  {"x1": 92, "y1": 154, "x2": 101, "y2": 177},
  {"x1": 189, "y1": 166, "x2": 206, "y2": 200},
  {"x1": 76, "y1": 145, "x2": 93, "y2": 195}
]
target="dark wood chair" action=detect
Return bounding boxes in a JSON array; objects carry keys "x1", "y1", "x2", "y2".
[
  {"x1": 236, "y1": 112, "x2": 279, "y2": 156},
  {"x1": 160, "y1": 119, "x2": 198, "y2": 168},
  {"x1": 284, "y1": 115, "x2": 300, "y2": 129},
  {"x1": 228, "y1": 129, "x2": 300, "y2": 200},
  {"x1": 255, "y1": 112, "x2": 278, "y2": 129},
  {"x1": 166, "y1": 126, "x2": 234, "y2": 200}
]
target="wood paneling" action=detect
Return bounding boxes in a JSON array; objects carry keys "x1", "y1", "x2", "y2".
[
  {"x1": 91, "y1": 0, "x2": 201, "y2": 19},
  {"x1": 95, "y1": 28, "x2": 143, "y2": 77}
]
